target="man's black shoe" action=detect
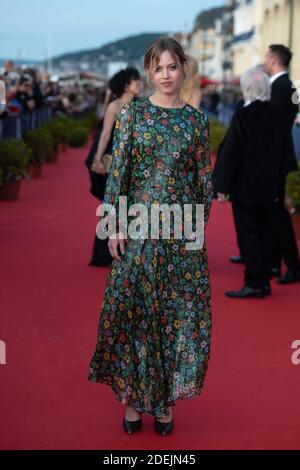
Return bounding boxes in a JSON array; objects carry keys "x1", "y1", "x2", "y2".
[
  {"x1": 225, "y1": 285, "x2": 266, "y2": 298},
  {"x1": 277, "y1": 268, "x2": 300, "y2": 284},
  {"x1": 269, "y1": 267, "x2": 281, "y2": 278},
  {"x1": 264, "y1": 283, "x2": 272, "y2": 296},
  {"x1": 229, "y1": 255, "x2": 245, "y2": 264}
]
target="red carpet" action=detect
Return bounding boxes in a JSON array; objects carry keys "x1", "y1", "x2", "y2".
[{"x1": 1, "y1": 144, "x2": 300, "y2": 450}]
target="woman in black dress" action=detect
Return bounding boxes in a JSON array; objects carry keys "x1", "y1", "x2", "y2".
[{"x1": 85, "y1": 68, "x2": 142, "y2": 266}]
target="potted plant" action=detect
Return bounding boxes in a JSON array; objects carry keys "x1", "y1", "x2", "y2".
[
  {"x1": 286, "y1": 163, "x2": 300, "y2": 239},
  {"x1": 47, "y1": 119, "x2": 70, "y2": 153},
  {"x1": 40, "y1": 127, "x2": 56, "y2": 163},
  {"x1": 0, "y1": 139, "x2": 31, "y2": 200},
  {"x1": 209, "y1": 119, "x2": 228, "y2": 160},
  {"x1": 80, "y1": 111, "x2": 98, "y2": 135},
  {"x1": 24, "y1": 129, "x2": 45, "y2": 178},
  {"x1": 24, "y1": 127, "x2": 56, "y2": 167},
  {"x1": 68, "y1": 126, "x2": 89, "y2": 147},
  {"x1": 55, "y1": 115, "x2": 77, "y2": 150}
]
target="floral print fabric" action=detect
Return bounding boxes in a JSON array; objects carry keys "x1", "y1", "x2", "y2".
[{"x1": 88, "y1": 97, "x2": 213, "y2": 417}]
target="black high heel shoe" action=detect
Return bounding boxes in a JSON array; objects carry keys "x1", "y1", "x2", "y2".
[
  {"x1": 154, "y1": 418, "x2": 174, "y2": 436},
  {"x1": 123, "y1": 407, "x2": 142, "y2": 434},
  {"x1": 123, "y1": 417, "x2": 142, "y2": 434}
]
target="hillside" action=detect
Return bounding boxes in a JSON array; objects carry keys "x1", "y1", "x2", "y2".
[{"x1": 52, "y1": 32, "x2": 167, "y2": 72}]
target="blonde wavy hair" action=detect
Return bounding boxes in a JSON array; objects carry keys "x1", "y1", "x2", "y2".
[{"x1": 180, "y1": 56, "x2": 201, "y2": 107}]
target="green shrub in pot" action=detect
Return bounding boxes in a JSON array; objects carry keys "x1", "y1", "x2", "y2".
[
  {"x1": 24, "y1": 128, "x2": 55, "y2": 164},
  {"x1": 209, "y1": 119, "x2": 228, "y2": 154},
  {"x1": 286, "y1": 163, "x2": 300, "y2": 215},
  {"x1": 68, "y1": 126, "x2": 89, "y2": 147},
  {"x1": 0, "y1": 139, "x2": 31, "y2": 185}
]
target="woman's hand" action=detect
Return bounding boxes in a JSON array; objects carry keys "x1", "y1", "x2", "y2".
[
  {"x1": 108, "y1": 232, "x2": 126, "y2": 261},
  {"x1": 91, "y1": 157, "x2": 106, "y2": 174}
]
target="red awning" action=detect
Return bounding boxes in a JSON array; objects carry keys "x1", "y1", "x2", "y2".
[
  {"x1": 200, "y1": 77, "x2": 220, "y2": 87},
  {"x1": 224, "y1": 76, "x2": 240, "y2": 86}
]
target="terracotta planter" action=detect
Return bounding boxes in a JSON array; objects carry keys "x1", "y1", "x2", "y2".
[
  {"x1": 27, "y1": 163, "x2": 43, "y2": 179},
  {"x1": 292, "y1": 214, "x2": 300, "y2": 239},
  {"x1": 46, "y1": 151, "x2": 59, "y2": 164},
  {"x1": 0, "y1": 180, "x2": 21, "y2": 201}
]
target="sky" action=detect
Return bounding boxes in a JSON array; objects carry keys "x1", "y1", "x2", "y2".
[{"x1": 0, "y1": 0, "x2": 224, "y2": 60}]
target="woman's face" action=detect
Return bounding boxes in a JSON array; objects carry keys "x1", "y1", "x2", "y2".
[
  {"x1": 150, "y1": 50, "x2": 184, "y2": 95},
  {"x1": 127, "y1": 78, "x2": 142, "y2": 97}
]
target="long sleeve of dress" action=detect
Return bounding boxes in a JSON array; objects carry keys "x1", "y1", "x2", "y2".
[
  {"x1": 193, "y1": 112, "x2": 213, "y2": 227},
  {"x1": 103, "y1": 102, "x2": 134, "y2": 232}
]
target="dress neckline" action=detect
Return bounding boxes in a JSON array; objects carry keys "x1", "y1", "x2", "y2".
[{"x1": 146, "y1": 96, "x2": 186, "y2": 111}]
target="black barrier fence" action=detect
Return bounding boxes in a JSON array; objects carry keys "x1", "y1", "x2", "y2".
[
  {"x1": 2, "y1": 105, "x2": 300, "y2": 162},
  {"x1": 0, "y1": 107, "x2": 53, "y2": 140}
]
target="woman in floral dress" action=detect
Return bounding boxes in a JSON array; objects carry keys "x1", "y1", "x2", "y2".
[{"x1": 88, "y1": 37, "x2": 213, "y2": 436}]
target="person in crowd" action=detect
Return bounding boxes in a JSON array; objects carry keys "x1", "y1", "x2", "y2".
[
  {"x1": 0, "y1": 75, "x2": 7, "y2": 117},
  {"x1": 213, "y1": 67, "x2": 293, "y2": 298},
  {"x1": 85, "y1": 67, "x2": 142, "y2": 266},
  {"x1": 264, "y1": 44, "x2": 300, "y2": 284},
  {"x1": 88, "y1": 37, "x2": 212, "y2": 435},
  {"x1": 3, "y1": 60, "x2": 15, "y2": 76},
  {"x1": 25, "y1": 68, "x2": 44, "y2": 108},
  {"x1": 228, "y1": 70, "x2": 259, "y2": 265},
  {"x1": 9, "y1": 76, "x2": 35, "y2": 113},
  {"x1": 2, "y1": 60, "x2": 19, "y2": 87}
]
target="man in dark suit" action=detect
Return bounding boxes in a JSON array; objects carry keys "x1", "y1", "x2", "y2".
[
  {"x1": 264, "y1": 44, "x2": 300, "y2": 284},
  {"x1": 213, "y1": 68, "x2": 291, "y2": 298}
]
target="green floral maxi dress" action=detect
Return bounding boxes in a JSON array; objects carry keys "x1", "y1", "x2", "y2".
[{"x1": 88, "y1": 97, "x2": 213, "y2": 417}]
